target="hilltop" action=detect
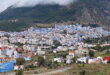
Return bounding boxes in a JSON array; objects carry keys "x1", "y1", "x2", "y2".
[{"x1": 0, "y1": 0, "x2": 110, "y2": 31}]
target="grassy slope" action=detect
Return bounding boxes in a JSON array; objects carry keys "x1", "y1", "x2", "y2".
[{"x1": 52, "y1": 64, "x2": 110, "y2": 75}]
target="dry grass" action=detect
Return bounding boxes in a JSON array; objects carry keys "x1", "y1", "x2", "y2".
[{"x1": 52, "y1": 64, "x2": 110, "y2": 75}]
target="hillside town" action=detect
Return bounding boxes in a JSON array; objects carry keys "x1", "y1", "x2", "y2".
[{"x1": 0, "y1": 24, "x2": 110, "y2": 74}]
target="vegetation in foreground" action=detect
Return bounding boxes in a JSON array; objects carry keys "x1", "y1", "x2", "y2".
[{"x1": 52, "y1": 64, "x2": 110, "y2": 75}]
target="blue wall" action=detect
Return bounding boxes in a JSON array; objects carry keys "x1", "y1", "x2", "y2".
[{"x1": 0, "y1": 61, "x2": 15, "y2": 73}]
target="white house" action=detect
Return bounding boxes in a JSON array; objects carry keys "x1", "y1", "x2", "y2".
[{"x1": 54, "y1": 57, "x2": 63, "y2": 62}]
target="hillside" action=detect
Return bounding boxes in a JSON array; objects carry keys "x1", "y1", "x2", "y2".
[{"x1": 0, "y1": 0, "x2": 110, "y2": 31}]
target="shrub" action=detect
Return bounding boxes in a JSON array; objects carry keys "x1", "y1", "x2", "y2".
[
  {"x1": 25, "y1": 64, "x2": 36, "y2": 70},
  {"x1": 107, "y1": 60, "x2": 110, "y2": 63},
  {"x1": 38, "y1": 56, "x2": 45, "y2": 67},
  {"x1": 89, "y1": 50, "x2": 94, "y2": 57},
  {"x1": 16, "y1": 69, "x2": 23, "y2": 75},
  {"x1": 80, "y1": 70, "x2": 86, "y2": 75},
  {"x1": 16, "y1": 58, "x2": 25, "y2": 65},
  {"x1": 53, "y1": 40, "x2": 62, "y2": 48},
  {"x1": 62, "y1": 30, "x2": 67, "y2": 34}
]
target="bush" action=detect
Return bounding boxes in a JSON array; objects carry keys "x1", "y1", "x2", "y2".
[
  {"x1": 46, "y1": 61, "x2": 52, "y2": 69},
  {"x1": 16, "y1": 58, "x2": 25, "y2": 65},
  {"x1": 38, "y1": 56, "x2": 45, "y2": 67},
  {"x1": 52, "y1": 61, "x2": 59, "y2": 69},
  {"x1": 34, "y1": 71, "x2": 38, "y2": 74},
  {"x1": 80, "y1": 70, "x2": 86, "y2": 75},
  {"x1": 107, "y1": 60, "x2": 110, "y2": 63},
  {"x1": 53, "y1": 40, "x2": 62, "y2": 48},
  {"x1": 16, "y1": 69, "x2": 23, "y2": 75},
  {"x1": 62, "y1": 30, "x2": 67, "y2": 34},
  {"x1": 72, "y1": 56, "x2": 78, "y2": 63},
  {"x1": 89, "y1": 50, "x2": 94, "y2": 57},
  {"x1": 106, "y1": 50, "x2": 110, "y2": 54},
  {"x1": 25, "y1": 64, "x2": 36, "y2": 70}
]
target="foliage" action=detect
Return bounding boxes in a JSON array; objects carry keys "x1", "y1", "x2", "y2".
[
  {"x1": 80, "y1": 70, "x2": 86, "y2": 75},
  {"x1": 92, "y1": 45, "x2": 102, "y2": 51},
  {"x1": 101, "y1": 53, "x2": 110, "y2": 57},
  {"x1": 89, "y1": 50, "x2": 94, "y2": 57},
  {"x1": 107, "y1": 60, "x2": 110, "y2": 64},
  {"x1": 72, "y1": 56, "x2": 78, "y2": 63},
  {"x1": 16, "y1": 58, "x2": 25, "y2": 65},
  {"x1": 92, "y1": 45, "x2": 110, "y2": 51},
  {"x1": 83, "y1": 36, "x2": 110, "y2": 44},
  {"x1": 55, "y1": 64, "x2": 109, "y2": 75},
  {"x1": 46, "y1": 61, "x2": 53, "y2": 69},
  {"x1": 96, "y1": 70, "x2": 105, "y2": 75},
  {"x1": 106, "y1": 50, "x2": 110, "y2": 54},
  {"x1": 53, "y1": 40, "x2": 61, "y2": 48},
  {"x1": 16, "y1": 69, "x2": 23, "y2": 75},
  {"x1": 31, "y1": 56, "x2": 38, "y2": 62},
  {"x1": 13, "y1": 42, "x2": 23, "y2": 46},
  {"x1": 38, "y1": 56, "x2": 45, "y2": 67},
  {"x1": 25, "y1": 64, "x2": 36, "y2": 70},
  {"x1": 88, "y1": 24, "x2": 99, "y2": 28},
  {"x1": 62, "y1": 30, "x2": 67, "y2": 35},
  {"x1": 0, "y1": 20, "x2": 29, "y2": 31}
]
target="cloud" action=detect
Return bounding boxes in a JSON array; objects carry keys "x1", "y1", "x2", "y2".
[{"x1": 0, "y1": 0, "x2": 76, "y2": 13}]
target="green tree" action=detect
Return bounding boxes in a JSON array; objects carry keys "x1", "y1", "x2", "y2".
[
  {"x1": 38, "y1": 56, "x2": 45, "y2": 67},
  {"x1": 94, "y1": 45, "x2": 102, "y2": 51},
  {"x1": 89, "y1": 50, "x2": 94, "y2": 57},
  {"x1": 46, "y1": 61, "x2": 52, "y2": 69},
  {"x1": 53, "y1": 61, "x2": 59, "y2": 69},
  {"x1": 62, "y1": 30, "x2": 67, "y2": 35},
  {"x1": 16, "y1": 58, "x2": 25, "y2": 65},
  {"x1": 53, "y1": 40, "x2": 61, "y2": 48},
  {"x1": 16, "y1": 69, "x2": 23, "y2": 75},
  {"x1": 106, "y1": 49, "x2": 110, "y2": 54},
  {"x1": 14, "y1": 42, "x2": 23, "y2": 46},
  {"x1": 72, "y1": 56, "x2": 78, "y2": 63}
]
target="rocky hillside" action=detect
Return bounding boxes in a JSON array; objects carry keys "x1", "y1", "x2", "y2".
[{"x1": 0, "y1": 0, "x2": 110, "y2": 31}]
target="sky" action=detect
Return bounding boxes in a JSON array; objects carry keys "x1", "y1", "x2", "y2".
[{"x1": 0, "y1": 0, "x2": 76, "y2": 13}]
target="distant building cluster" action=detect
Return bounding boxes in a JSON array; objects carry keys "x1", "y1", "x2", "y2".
[{"x1": 0, "y1": 24, "x2": 110, "y2": 72}]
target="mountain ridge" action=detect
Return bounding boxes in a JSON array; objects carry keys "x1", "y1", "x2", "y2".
[{"x1": 0, "y1": 0, "x2": 110, "y2": 31}]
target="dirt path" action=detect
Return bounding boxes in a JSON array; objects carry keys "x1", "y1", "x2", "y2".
[
  {"x1": 35, "y1": 67, "x2": 71, "y2": 75},
  {"x1": 2, "y1": 67, "x2": 71, "y2": 75},
  {"x1": 0, "y1": 72, "x2": 15, "y2": 75}
]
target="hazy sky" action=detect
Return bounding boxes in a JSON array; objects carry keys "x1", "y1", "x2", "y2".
[{"x1": 0, "y1": 0, "x2": 76, "y2": 13}]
